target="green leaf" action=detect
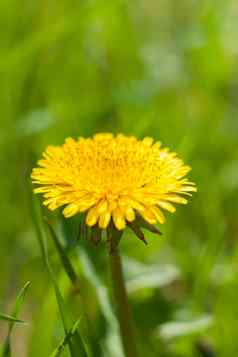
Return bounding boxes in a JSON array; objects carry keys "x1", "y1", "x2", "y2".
[{"x1": 49, "y1": 318, "x2": 82, "y2": 357}]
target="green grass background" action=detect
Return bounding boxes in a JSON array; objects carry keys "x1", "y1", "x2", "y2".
[{"x1": 0, "y1": 0, "x2": 238, "y2": 356}]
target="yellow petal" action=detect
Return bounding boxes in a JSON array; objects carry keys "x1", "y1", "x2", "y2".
[
  {"x1": 63, "y1": 203, "x2": 79, "y2": 217},
  {"x1": 94, "y1": 133, "x2": 114, "y2": 141},
  {"x1": 34, "y1": 186, "x2": 50, "y2": 194},
  {"x1": 180, "y1": 186, "x2": 197, "y2": 192},
  {"x1": 152, "y1": 141, "x2": 162, "y2": 150},
  {"x1": 78, "y1": 197, "x2": 99, "y2": 212},
  {"x1": 164, "y1": 194, "x2": 188, "y2": 204},
  {"x1": 140, "y1": 207, "x2": 157, "y2": 225},
  {"x1": 131, "y1": 192, "x2": 157, "y2": 205},
  {"x1": 128, "y1": 199, "x2": 145, "y2": 212},
  {"x1": 158, "y1": 200, "x2": 176, "y2": 213},
  {"x1": 99, "y1": 211, "x2": 111, "y2": 229},
  {"x1": 125, "y1": 207, "x2": 135, "y2": 222},
  {"x1": 142, "y1": 137, "x2": 154, "y2": 146},
  {"x1": 96, "y1": 199, "x2": 108, "y2": 214},
  {"x1": 112, "y1": 208, "x2": 126, "y2": 230},
  {"x1": 43, "y1": 198, "x2": 63, "y2": 210},
  {"x1": 86, "y1": 206, "x2": 99, "y2": 226},
  {"x1": 108, "y1": 200, "x2": 117, "y2": 212},
  {"x1": 150, "y1": 206, "x2": 165, "y2": 224},
  {"x1": 118, "y1": 197, "x2": 129, "y2": 207}
]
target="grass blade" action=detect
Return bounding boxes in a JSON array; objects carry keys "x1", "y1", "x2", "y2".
[
  {"x1": 44, "y1": 219, "x2": 79, "y2": 286},
  {"x1": 9, "y1": 282, "x2": 31, "y2": 329},
  {"x1": 49, "y1": 318, "x2": 81, "y2": 357},
  {"x1": 31, "y1": 194, "x2": 88, "y2": 357},
  {"x1": 1, "y1": 281, "x2": 30, "y2": 357},
  {"x1": 0, "y1": 314, "x2": 24, "y2": 324},
  {"x1": 52, "y1": 276, "x2": 88, "y2": 357}
]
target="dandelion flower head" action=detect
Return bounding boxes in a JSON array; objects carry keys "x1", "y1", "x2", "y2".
[{"x1": 31, "y1": 133, "x2": 196, "y2": 231}]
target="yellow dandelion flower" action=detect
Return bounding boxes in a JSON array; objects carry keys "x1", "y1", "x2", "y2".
[{"x1": 31, "y1": 133, "x2": 196, "y2": 235}]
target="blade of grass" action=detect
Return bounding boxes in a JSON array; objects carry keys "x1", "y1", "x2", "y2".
[
  {"x1": 49, "y1": 318, "x2": 82, "y2": 357},
  {"x1": 9, "y1": 282, "x2": 31, "y2": 327},
  {"x1": 44, "y1": 218, "x2": 79, "y2": 286},
  {"x1": 31, "y1": 194, "x2": 88, "y2": 357},
  {"x1": 0, "y1": 314, "x2": 24, "y2": 324},
  {"x1": 1, "y1": 281, "x2": 30, "y2": 357}
]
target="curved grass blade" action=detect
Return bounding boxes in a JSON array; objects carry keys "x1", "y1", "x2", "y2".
[
  {"x1": 31, "y1": 194, "x2": 88, "y2": 357},
  {"x1": 1, "y1": 281, "x2": 30, "y2": 357},
  {"x1": 9, "y1": 282, "x2": 31, "y2": 325},
  {"x1": 49, "y1": 318, "x2": 81, "y2": 357}
]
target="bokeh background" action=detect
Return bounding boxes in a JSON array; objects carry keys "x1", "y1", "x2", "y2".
[{"x1": 0, "y1": 0, "x2": 238, "y2": 356}]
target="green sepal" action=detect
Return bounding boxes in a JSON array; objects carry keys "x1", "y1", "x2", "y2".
[
  {"x1": 128, "y1": 221, "x2": 147, "y2": 245},
  {"x1": 137, "y1": 215, "x2": 162, "y2": 236}
]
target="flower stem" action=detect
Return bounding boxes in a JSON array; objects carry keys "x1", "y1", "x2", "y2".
[{"x1": 109, "y1": 246, "x2": 139, "y2": 357}]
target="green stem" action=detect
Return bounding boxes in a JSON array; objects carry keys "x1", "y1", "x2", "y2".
[{"x1": 109, "y1": 246, "x2": 138, "y2": 357}]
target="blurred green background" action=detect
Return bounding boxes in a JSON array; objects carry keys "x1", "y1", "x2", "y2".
[{"x1": 0, "y1": 0, "x2": 238, "y2": 356}]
